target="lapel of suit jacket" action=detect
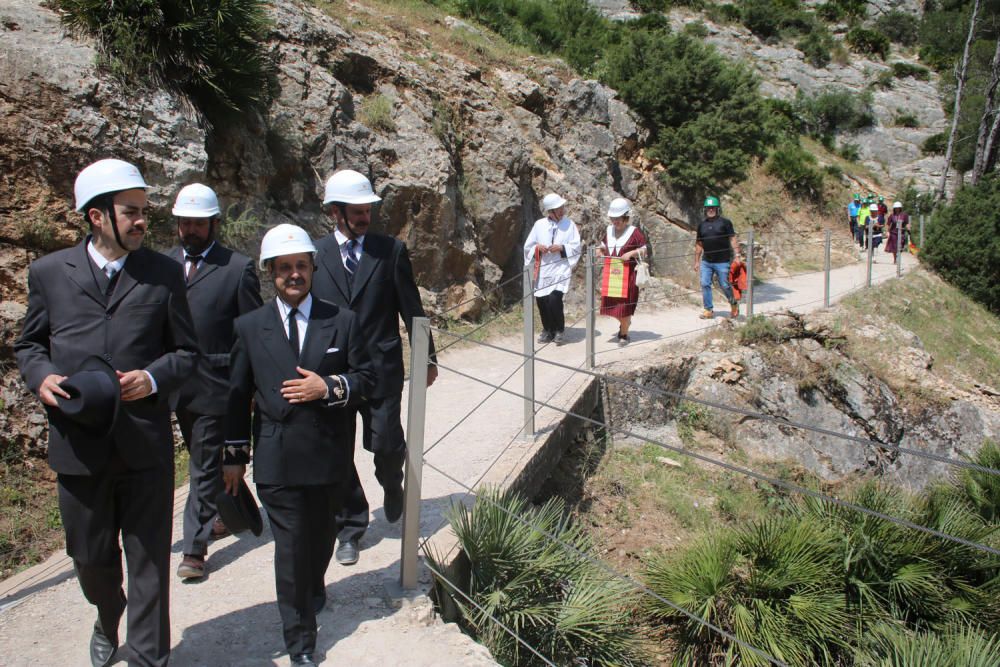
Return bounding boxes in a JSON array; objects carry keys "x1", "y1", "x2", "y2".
[
  {"x1": 350, "y1": 235, "x2": 382, "y2": 304},
  {"x1": 186, "y1": 244, "x2": 222, "y2": 289},
  {"x1": 260, "y1": 299, "x2": 301, "y2": 374},
  {"x1": 106, "y1": 251, "x2": 141, "y2": 312},
  {"x1": 63, "y1": 241, "x2": 106, "y2": 308},
  {"x1": 298, "y1": 300, "x2": 336, "y2": 371},
  {"x1": 318, "y1": 238, "x2": 352, "y2": 304}
]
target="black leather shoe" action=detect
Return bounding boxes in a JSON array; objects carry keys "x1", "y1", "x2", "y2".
[
  {"x1": 290, "y1": 653, "x2": 316, "y2": 665},
  {"x1": 383, "y1": 483, "x2": 404, "y2": 524},
  {"x1": 335, "y1": 538, "x2": 359, "y2": 566},
  {"x1": 90, "y1": 621, "x2": 118, "y2": 667}
]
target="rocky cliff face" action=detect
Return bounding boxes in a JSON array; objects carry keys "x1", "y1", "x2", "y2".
[
  {"x1": 605, "y1": 310, "x2": 1000, "y2": 490},
  {"x1": 0, "y1": 0, "x2": 695, "y2": 457}
]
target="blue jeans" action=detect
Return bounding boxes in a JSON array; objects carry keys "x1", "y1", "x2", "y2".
[{"x1": 700, "y1": 260, "x2": 734, "y2": 311}]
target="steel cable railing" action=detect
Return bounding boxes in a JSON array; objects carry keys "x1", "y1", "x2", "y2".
[
  {"x1": 431, "y1": 328, "x2": 1000, "y2": 480},
  {"x1": 432, "y1": 360, "x2": 1000, "y2": 558}
]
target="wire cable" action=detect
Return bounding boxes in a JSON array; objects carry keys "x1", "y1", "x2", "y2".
[
  {"x1": 431, "y1": 362, "x2": 1000, "y2": 558},
  {"x1": 421, "y1": 459, "x2": 788, "y2": 667},
  {"x1": 430, "y1": 323, "x2": 999, "y2": 479},
  {"x1": 420, "y1": 559, "x2": 559, "y2": 667}
]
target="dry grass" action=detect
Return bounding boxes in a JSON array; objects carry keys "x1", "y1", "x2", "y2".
[{"x1": 838, "y1": 266, "x2": 1000, "y2": 396}]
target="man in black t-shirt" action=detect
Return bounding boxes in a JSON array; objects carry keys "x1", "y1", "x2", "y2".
[{"x1": 694, "y1": 196, "x2": 741, "y2": 319}]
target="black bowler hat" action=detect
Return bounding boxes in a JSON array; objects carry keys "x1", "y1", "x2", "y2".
[
  {"x1": 216, "y1": 480, "x2": 263, "y2": 537},
  {"x1": 49, "y1": 356, "x2": 121, "y2": 442}
]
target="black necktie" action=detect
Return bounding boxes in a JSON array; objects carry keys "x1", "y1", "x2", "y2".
[
  {"x1": 287, "y1": 307, "x2": 300, "y2": 356},
  {"x1": 105, "y1": 267, "x2": 120, "y2": 297},
  {"x1": 344, "y1": 240, "x2": 358, "y2": 281},
  {"x1": 185, "y1": 255, "x2": 202, "y2": 283}
]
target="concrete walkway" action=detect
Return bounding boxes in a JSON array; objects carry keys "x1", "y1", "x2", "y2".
[{"x1": 0, "y1": 252, "x2": 915, "y2": 666}]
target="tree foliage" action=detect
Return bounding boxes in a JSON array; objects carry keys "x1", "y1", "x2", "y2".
[
  {"x1": 56, "y1": 0, "x2": 274, "y2": 125},
  {"x1": 603, "y1": 27, "x2": 773, "y2": 192},
  {"x1": 922, "y1": 175, "x2": 1000, "y2": 313}
]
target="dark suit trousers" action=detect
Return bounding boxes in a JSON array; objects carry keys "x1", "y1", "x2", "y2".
[
  {"x1": 176, "y1": 408, "x2": 224, "y2": 556},
  {"x1": 336, "y1": 395, "x2": 406, "y2": 543},
  {"x1": 257, "y1": 483, "x2": 343, "y2": 656},
  {"x1": 536, "y1": 290, "x2": 565, "y2": 334},
  {"x1": 57, "y1": 454, "x2": 173, "y2": 667}
]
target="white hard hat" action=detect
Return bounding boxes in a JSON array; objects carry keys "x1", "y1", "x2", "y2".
[
  {"x1": 892, "y1": 201, "x2": 903, "y2": 209},
  {"x1": 869, "y1": 203, "x2": 879, "y2": 212},
  {"x1": 172, "y1": 183, "x2": 221, "y2": 218},
  {"x1": 74, "y1": 159, "x2": 148, "y2": 212},
  {"x1": 607, "y1": 197, "x2": 631, "y2": 218},
  {"x1": 323, "y1": 169, "x2": 382, "y2": 205},
  {"x1": 541, "y1": 193, "x2": 567, "y2": 211},
  {"x1": 259, "y1": 224, "x2": 317, "y2": 270}
]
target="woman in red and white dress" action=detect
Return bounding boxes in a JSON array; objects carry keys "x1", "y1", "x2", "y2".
[{"x1": 596, "y1": 197, "x2": 647, "y2": 346}]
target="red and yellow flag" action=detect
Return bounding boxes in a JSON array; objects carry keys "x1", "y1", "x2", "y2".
[{"x1": 601, "y1": 257, "x2": 630, "y2": 298}]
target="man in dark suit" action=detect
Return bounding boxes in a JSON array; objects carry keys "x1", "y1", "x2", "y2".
[
  {"x1": 312, "y1": 169, "x2": 437, "y2": 566},
  {"x1": 222, "y1": 224, "x2": 374, "y2": 666},
  {"x1": 167, "y1": 183, "x2": 262, "y2": 579},
  {"x1": 15, "y1": 159, "x2": 199, "y2": 667}
]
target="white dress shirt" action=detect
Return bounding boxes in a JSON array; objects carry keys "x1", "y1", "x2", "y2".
[
  {"x1": 274, "y1": 294, "x2": 350, "y2": 405},
  {"x1": 333, "y1": 228, "x2": 365, "y2": 269}
]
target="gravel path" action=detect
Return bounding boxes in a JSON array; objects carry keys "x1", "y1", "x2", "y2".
[{"x1": 0, "y1": 254, "x2": 913, "y2": 665}]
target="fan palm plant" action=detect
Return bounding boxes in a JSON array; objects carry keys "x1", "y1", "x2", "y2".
[
  {"x1": 857, "y1": 622, "x2": 1000, "y2": 666},
  {"x1": 428, "y1": 487, "x2": 647, "y2": 666},
  {"x1": 645, "y1": 515, "x2": 848, "y2": 666}
]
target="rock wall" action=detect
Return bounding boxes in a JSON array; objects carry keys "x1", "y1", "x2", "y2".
[{"x1": 604, "y1": 310, "x2": 1000, "y2": 490}]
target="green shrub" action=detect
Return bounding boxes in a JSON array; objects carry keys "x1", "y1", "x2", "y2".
[
  {"x1": 847, "y1": 26, "x2": 891, "y2": 59},
  {"x1": 922, "y1": 175, "x2": 1000, "y2": 314},
  {"x1": 874, "y1": 69, "x2": 896, "y2": 90},
  {"x1": 874, "y1": 10, "x2": 920, "y2": 46},
  {"x1": 794, "y1": 87, "x2": 876, "y2": 139},
  {"x1": 798, "y1": 28, "x2": 836, "y2": 68},
  {"x1": 738, "y1": 314, "x2": 790, "y2": 343},
  {"x1": 956, "y1": 441, "x2": 1000, "y2": 523},
  {"x1": 429, "y1": 488, "x2": 647, "y2": 666},
  {"x1": 645, "y1": 517, "x2": 849, "y2": 666},
  {"x1": 918, "y1": 5, "x2": 971, "y2": 72},
  {"x1": 604, "y1": 29, "x2": 773, "y2": 192},
  {"x1": 891, "y1": 61, "x2": 931, "y2": 81},
  {"x1": 739, "y1": 0, "x2": 785, "y2": 39},
  {"x1": 359, "y1": 93, "x2": 396, "y2": 133},
  {"x1": 56, "y1": 0, "x2": 273, "y2": 125},
  {"x1": 921, "y1": 131, "x2": 948, "y2": 155},
  {"x1": 766, "y1": 142, "x2": 825, "y2": 199},
  {"x1": 704, "y1": 2, "x2": 742, "y2": 23},
  {"x1": 894, "y1": 112, "x2": 920, "y2": 128},
  {"x1": 839, "y1": 142, "x2": 861, "y2": 161},
  {"x1": 858, "y1": 624, "x2": 1000, "y2": 667}
]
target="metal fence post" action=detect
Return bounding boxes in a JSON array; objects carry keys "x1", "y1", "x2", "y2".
[
  {"x1": 919, "y1": 214, "x2": 925, "y2": 249},
  {"x1": 400, "y1": 317, "x2": 429, "y2": 590},
  {"x1": 896, "y1": 224, "x2": 903, "y2": 277},
  {"x1": 824, "y1": 229, "x2": 831, "y2": 308},
  {"x1": 522, "y1": 266, "x2": 535, "y2": 438},
  {"x1": 866, "y1": 224, "x2": 873, "y2": 288},
  {"x1": 585, "y1": 247, "x2": 595, "y2": 370},
  {"x1": 745, "y1": 230, "x2": 754, "y2": 318}
]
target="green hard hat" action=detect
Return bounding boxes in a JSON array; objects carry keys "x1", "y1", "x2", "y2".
[
  {"x1": 853, "y1": 193, "x2": 860, "y2": 200},
  {"x1": 704, "y1": 196, "x2": 720, "y2": 208},
  {"x1": 878, "y1": 195, "x2": 884, "y2": 202}
]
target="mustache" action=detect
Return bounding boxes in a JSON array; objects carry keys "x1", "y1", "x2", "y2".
[{"x1": 284, "y1": 277, "x2": 306, "y2": 286}]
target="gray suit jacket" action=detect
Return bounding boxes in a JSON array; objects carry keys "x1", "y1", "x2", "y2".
[
  {"x1": 225, "y1": 298, "x2": 374, "y2": 486},
  {"x1": 312, "y1": 232, "x2": 435, "y2": 399},
  {"x1": 16, "y1": 239, "x2": 200, "y2": 475},
  {"x1": 166, "y1": 243, "x2": 262, "y2": 415}
]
